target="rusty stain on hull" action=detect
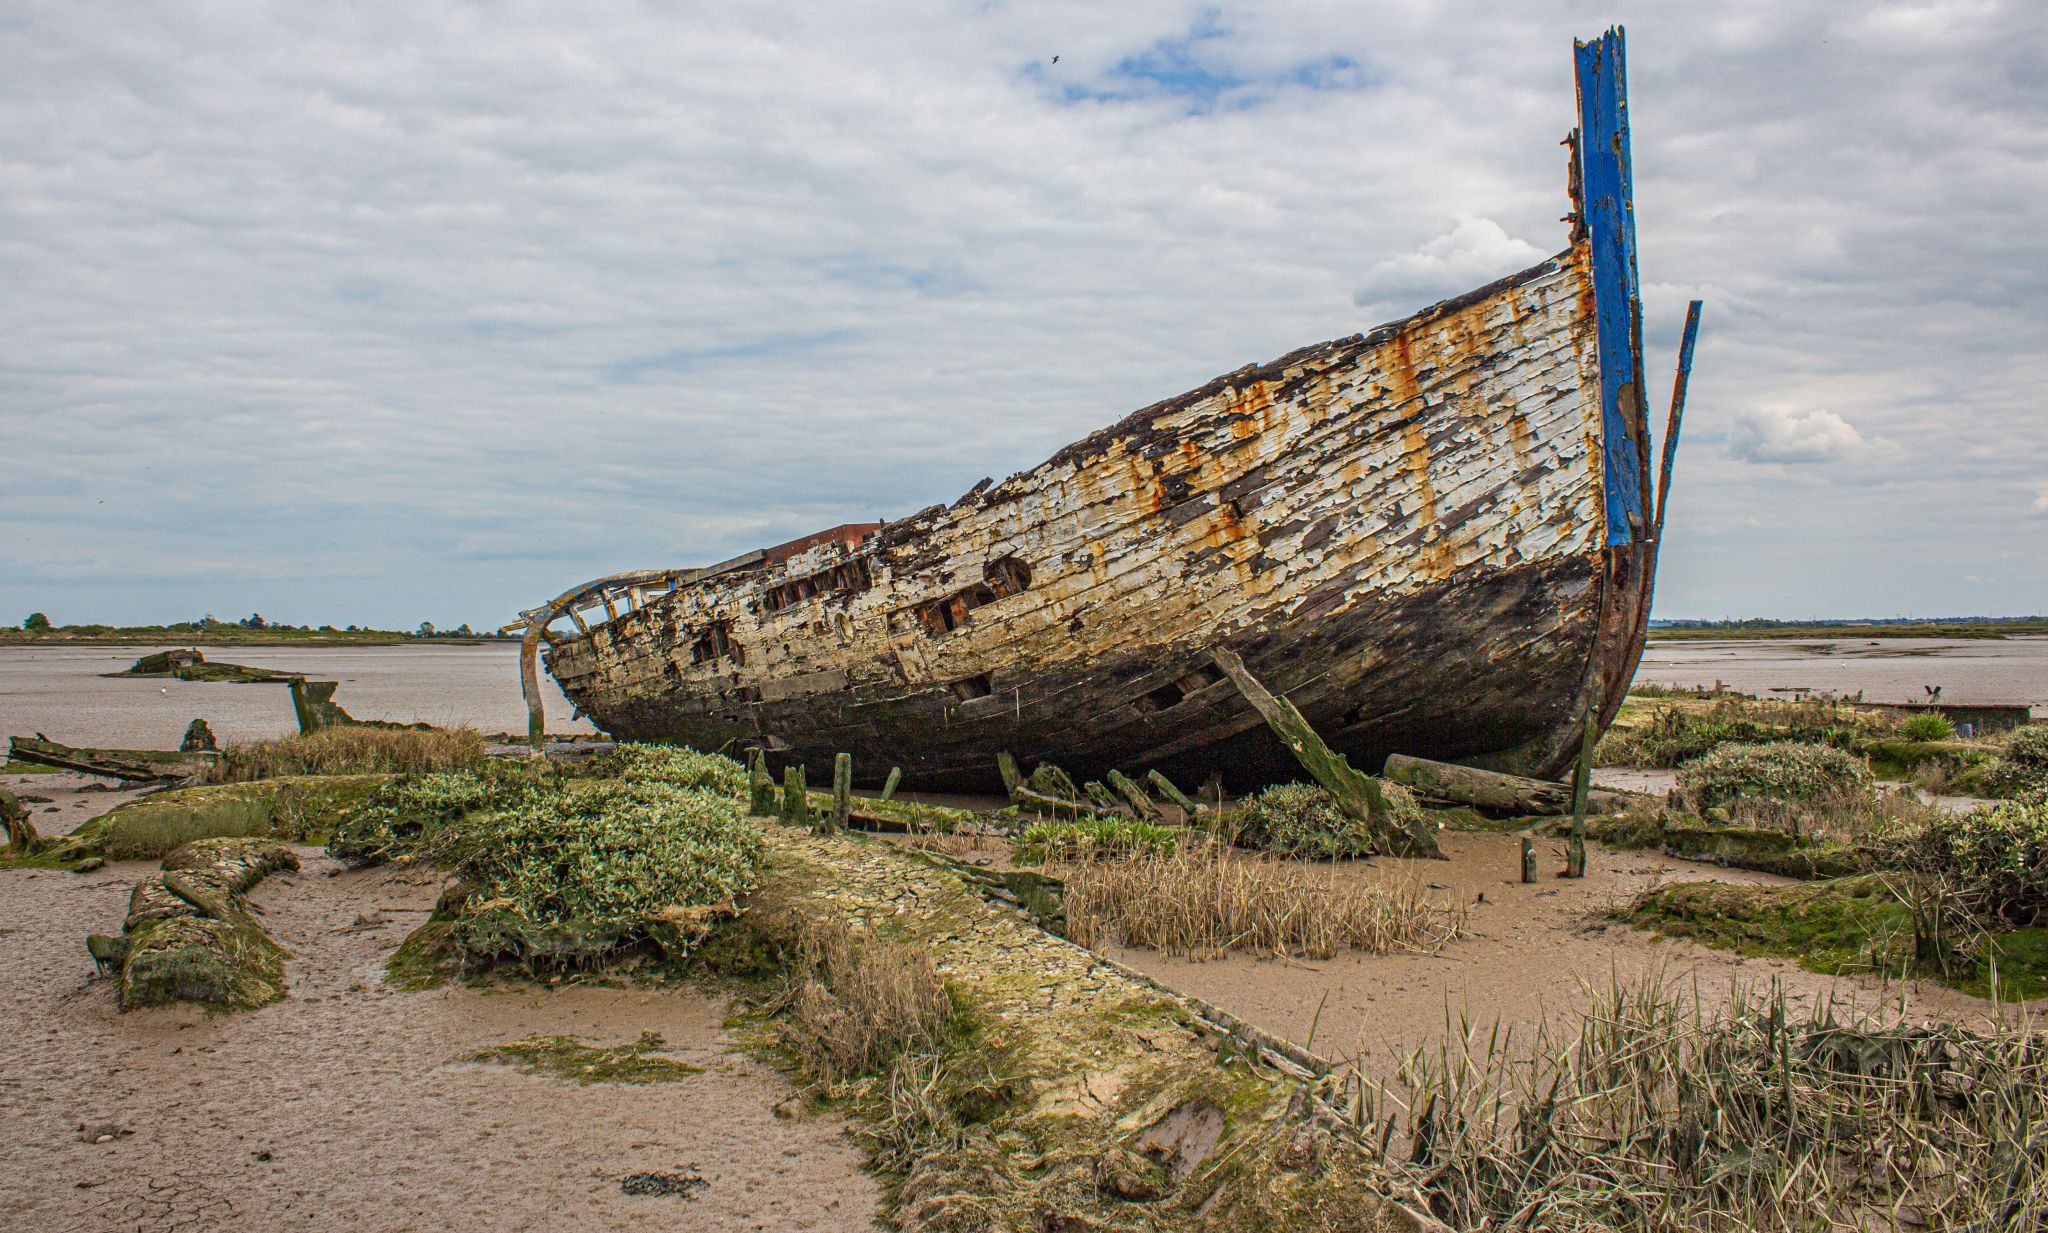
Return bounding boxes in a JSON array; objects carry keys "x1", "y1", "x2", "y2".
[{"x1": 522, "y1": 29, "x2": 1678, "y2": 794}]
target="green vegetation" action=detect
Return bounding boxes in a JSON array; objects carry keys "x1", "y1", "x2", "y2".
[
  {"x1": 780, "y1": 914, "x2": 957, "y2": 1083},
  {"x1": 419, "y1": 777, "x2": 761, "y2": 971},
  {"x1": 326, "y1": 766, "x2": 539, "y2": 865},
  {"x1": 1899, "y1": 712, "x2": 1957, "y2": 741},
  {"x1": 1, "y1": 615, "x2": 511, "y2": 645},
  {"x1": 472, "y1": 1033, "x2": 705, "y2": 1084},
  {"x1": 1677, "y1": 741, "x2": 1872, "y2": 810},
  {"x1": 1596, "y1": 693, "x2": 1893, "y2": 768},
  {"x1": 43, "y1": 775, "x2": 391, "y2": 862},
  {"x1": 1355, "y1": 974, "x2": 2048, "y2": 1230},
  {"x1": 1016, "y1": 815, "x2": 1179, "y2": 862},
  {"x1": 1986, "y1": 725, "x2": 2048, "y2": 799},
  {"x1": 1230, "y1": 779, "x2": 1425, "y2": 859},
  {"x1": 111, "y1": 837, "x2": 300, "y2": 1010},
  {"x1": 1892, "y1": 797, "x2": 2048, "y2": 930},
  {"x1": 209, "y1": 726, "x2": 487, "y2": 782}
]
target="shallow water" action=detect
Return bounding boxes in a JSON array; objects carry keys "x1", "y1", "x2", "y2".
[
  {"x1": 0, "y1": 643, "x2": 594, "y2": 748},
  {"x1": 3, "y1": 635, "x2": 2041, "y2": 752},
  {"x1": 1634, "y1": 636, "x2": 2048, "y2": 716}
]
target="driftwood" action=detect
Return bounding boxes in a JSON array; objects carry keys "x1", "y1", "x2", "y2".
[
  {"x1": 1104, "y1": 770, "x2": 1160, "y2": 821},
  {"x1": 1382, "y1": 753, "x2": 1642, "y2": 817},
  {"x1": 1211, "y1": 649, "x2": 1443, "y2": 859},
  {"x1": 880, "y1": 767, "x2": 902, "y2": 802},
  {"x1": 1145, "y1": 769, "x2": 1200, "y2": 817},
  {"x1": 2, "y1": 787, "x2": 38, "y2": 855},
  {"x1": 8, "y1": 735, "x2": 200, "y2": 782}
]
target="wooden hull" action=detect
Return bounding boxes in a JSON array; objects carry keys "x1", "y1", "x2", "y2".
[{"x1": 531, "y1": 31, "x2": 1669, "y2": 793}]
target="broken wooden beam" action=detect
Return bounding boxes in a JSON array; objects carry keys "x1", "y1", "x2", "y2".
[
  {"x1": 1104, "y1": 770, "x2": 1160, "y2": 821},
  {"x1": 1210, "y1": 648, "x2": 1443, "y2": 859},
  {"x1": 831, "y1": 753, "x2": 852, "y2": 832},
  {"x1": 880, "y1": 766, "x2": 902, "y2": 802},
  {"x1": 8, "y1": 735, "x2": 196, "y2": 783},
  {"x1": 996, "y1": 751, "x2": 1022, "y2": 801},
  {"x1": 1383, "y1": 753, "x2": 1642, "y2": 817},
  {"x1": 747, "y1": 749, "x2": 775, "y2": 817},
  {"x1": 1145, "y1": 769, "x2": 1200, "y2": 817}
]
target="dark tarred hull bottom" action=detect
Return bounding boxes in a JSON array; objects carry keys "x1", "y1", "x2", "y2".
[{"x1": 570, "y1": 553, "x2": 1601, "y2": 794}]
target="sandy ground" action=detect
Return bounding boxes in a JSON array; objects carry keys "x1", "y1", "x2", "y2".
[
  {"x1": 0, "y1": 781, "x2": 879, "y2": 1233},
  {"x1": 1098, "y1": 831, "x2": 2039, "y2": 1083}
]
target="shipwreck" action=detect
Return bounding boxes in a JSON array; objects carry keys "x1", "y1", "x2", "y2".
[{"x1": 514, "y1": 29, "x2": 1703, "y2": 792}]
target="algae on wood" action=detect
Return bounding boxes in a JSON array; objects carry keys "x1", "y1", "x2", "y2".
[{"x1": 105, "y1": 836, "x2": 299, "y2": 1010}]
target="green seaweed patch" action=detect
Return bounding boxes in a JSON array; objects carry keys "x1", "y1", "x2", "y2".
[
  {"x1": 1956, "y1": 927, "x2": 2048, "y2": 1002},
  {"x1": 472, "y1": 1033, "x2": 705, "y2": 1084},
  {"x1": 385, "y1": 915, "x2": 459, "y2": 990},
  {"x1": 1569, "y1": 810, "x2": 1869, "y2": 880},
  {"x1": 62, "y1": 774, "x2": 394, "y2": 860},
  {"x1": 123, "y1": 912, "x2": 288, "y2": 1010},
  {"x1": 1621, "y1": 876, "x2": 1920, "y2": 978}
]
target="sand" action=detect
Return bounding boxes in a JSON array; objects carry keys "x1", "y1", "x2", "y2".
[
  {"x1": 0, "y1": 777, "x2": 878, "y2": 1233},
  {"x1": 1098, "y1": 831, "x2": 2038, "y2": 1084}
]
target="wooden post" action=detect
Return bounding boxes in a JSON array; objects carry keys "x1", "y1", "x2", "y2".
[
  {"x1": 1145, "y1": 769, "x2": 1200, "y2": 817},
  {"x1": 1105, "y1": 770, "x2": 1160, "y2": 821},
  {"x1": 2, "y1": 787, "x2": 39, "y2": 856},
  {"x1": 996, "y1": 752, "x2": 1021, "y2": 801},
  {"x1": 1211, "y1": 648, "x2": 1442, "y2": 859},
  {"x1": 1566, "y1": 712, "x2": 1594, "y2": 878},
  {"x1": 1521, "y1": 838, "x2": 1538, "y2": 884},
  {"x1": 1083, "y1": 781, "x2": 1123, "y2": 815},
  {"x1": 747, "y1": 750, "x2": 775, "y2": 817},
  {"x1": 780, "y1": 766, "x2": 802, "y2": 826},
  {"x1": 519, "y1": 621, "x2": 547, "y2": 750},
  {"x1": 831, "y1": 753, "x2": 852, "y2": 832},
  {"x1": 880, "y1": 766, "x2": 902, "y2": 802}
]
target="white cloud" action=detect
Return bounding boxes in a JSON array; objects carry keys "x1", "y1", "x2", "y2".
[
  {"x1": 0, "y1": 2, "x2": 2043, "y2": 625},
  {"x1": 1353, "y1": 217, "x2": 1546, "y2": 309},
  {"x1": 2032, "y1": 487, "x2": 2048, "y2": 515},
  {"x1": 1727, "y1": 407, "x2": 1887, "y2": 465}
]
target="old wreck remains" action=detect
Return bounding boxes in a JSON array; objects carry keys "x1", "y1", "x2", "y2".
[{"x1": 517, "y1": 30, "x2": 1701, "y2": 792}]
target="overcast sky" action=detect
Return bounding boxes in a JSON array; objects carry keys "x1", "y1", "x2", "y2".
[{"x1": 3, "y1": 1, "x2": 2043, "y2": 630}]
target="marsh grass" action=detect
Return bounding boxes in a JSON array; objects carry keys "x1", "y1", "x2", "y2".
[
  {"x1": 1348, "y1": 973, "x2": 2048, "y2": 1232},
  {"x1": 778, "y1": 914, "x2": 955, "y2": 1084},
  {"x1": 1597, "y1": 695, "x2": 1898, "y2": 769},
  {"x1": 210, "y1": 726, "x2": 486, "y2": 781},
  {"x1": 1061, "y1": 841, "x2": 1463, "y2": 960},
  {"x1": 1016, "y1": 815, "x2": 1178, "y2": 862}
]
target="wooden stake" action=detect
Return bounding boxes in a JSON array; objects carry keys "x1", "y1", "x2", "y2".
[
  {"x1": 780, "y1": 766, "x2": 803, "y2": 826},
  {"x1": 1105, "y1": 770, "x2": 1160, "y2": 821},
  {"x1": 1145, "y1": 769, "x2": 1200, "y2": 818},
  {"x1": 1211, "y1": 648, "x2": 1442, "y2": 859},
  {"x1": 996, "y1": 751, "x2": 1021, "y2": 801},
  {"x1": 747, "y1": 749, "x2": 775, "y2": 817},
  {"x1": 1521, "y1": 838, "x2": 1538, "y2": 884},
  {"x1": 831, "y1": 753, "x2": 852, "y2": 832},
  {"x1": 880, "y1": 766, "x2": 902, "y2": 802},
  {"x1": 1566, "y1": 712, "x2": 1594, "y2": 879}
]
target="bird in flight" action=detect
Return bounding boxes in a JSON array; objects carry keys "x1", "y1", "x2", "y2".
[{"x1": 1051, "y1": 55, "x2": 1059, "y2": 64}]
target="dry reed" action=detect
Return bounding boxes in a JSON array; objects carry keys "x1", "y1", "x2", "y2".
[
  {"x1": 1061, "y1": 843, "x2": 1463, "y2": 960},
  {"x1": 1349, "y1": 972, "x2": 2048, "y2": 1232},
  {"x1": 209, "y1": 726, "x2": 486, "y2": 781},
  {"x1": 784, "y1": 915, "x2": 954, "y2": 1083}
]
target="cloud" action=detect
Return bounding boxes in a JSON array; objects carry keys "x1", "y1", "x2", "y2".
[
  {"x1": 1352, "y1": 217, "x2": 1547, "y2": 309},
  {"x1": 0, "y1": 2, "x2": 2043, "y2": 626},
  {"x1": 2033, "y1": 487, "x2": 2048, "y2": 515},
  {"x1": 1727, "y1": 407, "x2": 1887, "y2": 464}
]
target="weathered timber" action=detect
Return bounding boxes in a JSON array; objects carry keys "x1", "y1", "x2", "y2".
[
  {"x1": 1083, "y1": 781, "x2": 1123, "y2": 815},
  {"x1": 1566, "y1": 712, "x2": 1595, "y2": 878},
  {"x1": 108, "y1": 649, "x2": 298, "y2": 684},
  {"x1": 107, "y1": 837, "x2": 297, "y2": 1010},
  {"x1": 1383, "y1": 752, "x2": 1642, "y2": 817},
  {"x1": 831, "y1": 753, "x2": 852, "y2": 832},
  {"x1": 287, "y1": 679, "x2": 359, "y2": 733},
  {"x1": 1212, "y1": 648, "x2": 1443, "y2": 859},
  {"x1": 532, "y1": 35, "x2": 1673, "y2": 796},
  {"x1": 1015, "y1": 785, "x2": 1087, "y2": 818},
  {"x1": 2, "y1": 787, "x2": 38, "y2": 855},
  {"x1": 180, "y1": 718, "x2": 218, "y2": 753},
  {"x1": 8, "y1": 735, "x2": 201, "y2": 782},
  {"x1": 1521, "y1": 838, "x2": 1538, "y2": 884},
  {"x1": 1145, "y1": 769, "x2": 1200, "y2": 817},
  {"x1": 996, "y1": 751, "x2": 1022, "y2": 800},
  {"x1": 780, "y1": 766, "x2": 802, "y2": 826},
  {"x1": 747, "y1": 749, "x2": 775, "y2": 817},
  {"x1": 1104, "y1": 770, "x2": 1160, "y2": 821},
  {"x1": 880, "y1": 766, "x2": 902, "y2": 802}
]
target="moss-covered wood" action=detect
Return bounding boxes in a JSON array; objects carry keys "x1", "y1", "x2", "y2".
[
  {"x1": 1212, "y1": 648, "x2": 1443, "y2": 859},
  {"x1": 105, "y1": 837, "x2": 299, "y2": 1010}
]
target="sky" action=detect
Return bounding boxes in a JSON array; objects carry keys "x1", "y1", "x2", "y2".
[{"x1": 3, "y1": 0, "x2": 2044, "y2": 630}]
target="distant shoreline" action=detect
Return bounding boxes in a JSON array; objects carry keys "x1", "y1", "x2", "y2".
[
  {"x1": 0, "y1": 632, "x2": 516, "y2": 648},
  {"x1": 1648, "y1": 621, "x2": 2048, "y2": 642}
]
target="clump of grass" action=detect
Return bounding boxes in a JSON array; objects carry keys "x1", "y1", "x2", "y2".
[
  {"x1": 1986, "y1": 725, "x2": 2048, "y2": 799},
  {"x1": 210, "y1": 725, "x2": 486, "y2": 781},
  {"x1": 1900, "y1": 711, "x2": 1957, "y2": 741},
  {"x1": 1062, "y1": 843, "x2": 1462, "y2": 960},
  {"x1": 1678, "y1": 741, "x2": 1872, "y2": 811},
  {"x1": 1230, "y1": 780, "x2": 1424, "y2": 859},
  {"x1": 425, "y1": 779, "x2": 762, "y2": 970},
  {"x1": 1016, "y1": 815, "x2": 1177, "y2": 862},
  {"x1": 326, "y1": 764, "x2": 544, "y2": 865},
  {"x1": 780, "y1": 914, "x2": 955, "y2": 1084},
  {"x1": 472, "y1": 1032, "x2": 704, "y2": 1084},
  {"x1": 1596, "y1": 694, "x2": 1893, "y2": 768},
  {"x1": 62, "y1": 775, "x2": 391, "y2": 860},
  {"x1": 1889, "y1": 796, "x2": 2048, "y2": 931},
  {"x1": 592, "y1": 743, "x2": 747, "y2": 795},
  {"x1": 1352, "y1": 974, "x2": 2048, "y2": 1232}
]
